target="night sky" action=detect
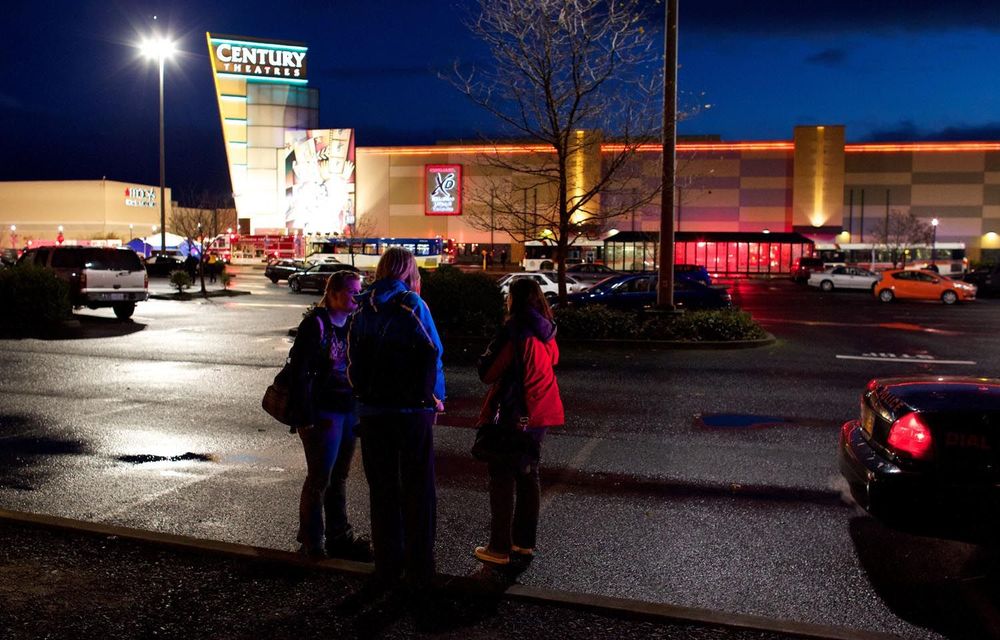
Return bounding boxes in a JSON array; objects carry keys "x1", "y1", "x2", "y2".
[{"x1": 3, "y1": 0, "x2": 999, "y2": 203}]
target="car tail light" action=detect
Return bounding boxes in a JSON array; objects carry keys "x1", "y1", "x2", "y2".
[
  {"x1": 79, "y1": 271, "x2": 87, "y2": 290},
  {"x1": 144, "y1": 272, "x2": 149, "y2": 289},
  {"x1": 887, "y1": 412, "x2": 933, "y2": 460}
]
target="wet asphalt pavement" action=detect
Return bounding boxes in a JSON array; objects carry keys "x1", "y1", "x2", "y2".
[{"x1": 4, "y1": 268, "x2": 1000, "y2": 638}]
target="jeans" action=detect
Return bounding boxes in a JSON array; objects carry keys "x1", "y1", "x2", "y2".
[
  {"x1": 297, "y1": 411, "x2": 357, "y2": 549},
  {"x1": 487, "y1": 428, "x2": 546, "y2": 553},
  {"x1": 359, "y1": 411, "x2": 436, "y2": 585}
]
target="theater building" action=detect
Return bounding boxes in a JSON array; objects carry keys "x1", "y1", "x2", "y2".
[{"x1": 6, "y1": 33, "x2": 1000, "y2": 271}]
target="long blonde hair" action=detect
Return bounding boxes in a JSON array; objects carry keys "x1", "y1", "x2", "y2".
[{"x1": 374, "y1": 247, "x2": 421, "y2": 292}]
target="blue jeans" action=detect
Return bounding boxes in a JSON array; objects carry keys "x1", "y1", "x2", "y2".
[
  {"x1": 297, "y1": 411, "x2": 357, "y2": 549},
  {"x1": 359, "y1": 411, "x2": 436, "y2": 585}
]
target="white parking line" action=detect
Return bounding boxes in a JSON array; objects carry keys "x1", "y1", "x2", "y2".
[{"x1": 836, "y1": 355, "x2": 976, "y2": 365}]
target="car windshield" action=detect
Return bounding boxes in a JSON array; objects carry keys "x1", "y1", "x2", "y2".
[
  {"x1": 53, "y1": 248, "x2": 143, "y2": 270},
  {"x1": 588, "y1": 276, "x2": 622, "y2": 292}
]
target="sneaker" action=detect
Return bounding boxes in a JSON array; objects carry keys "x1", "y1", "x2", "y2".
[
  {"x1": 511, "y1": 545, "x2": 534, "y2": 556},
  {"x1": 297, "y1": 544, "x2": 328, "y2": 559},
  {"x1": 327, "y1": 534, "x2": 374, "y2": 562},
  {"x1": 474, "y1": 546, "x2": 510, "y2": 565}
]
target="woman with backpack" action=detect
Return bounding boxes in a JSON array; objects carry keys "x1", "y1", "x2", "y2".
[
  {"x1": 347, "y1": 247, "x2": 445, "y2": 590},
  {"x1": 474, "y1": 277, "x2": 564, "y2": 566},
  {"x1": 287, "y1": 269, "x2": 372, "y2": 560}
]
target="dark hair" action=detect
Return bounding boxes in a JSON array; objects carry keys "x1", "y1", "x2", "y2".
[
  {"x1": 507, "y1": 277, "x2": 554, "y2": 321},
  {"x1": 320, "y1": 269, "x2": 362, "y2": 305}
]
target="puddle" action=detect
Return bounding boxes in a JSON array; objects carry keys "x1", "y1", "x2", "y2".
[{"x1": 116, "y1": 452, "x2": 216, "y2": 465}]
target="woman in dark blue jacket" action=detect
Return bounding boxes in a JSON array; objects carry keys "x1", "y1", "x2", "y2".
[{"x1": 347, "y1": 247, "x2": 445, "y2": 589}]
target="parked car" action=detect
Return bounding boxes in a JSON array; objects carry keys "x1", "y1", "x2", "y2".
[
  {"x1": 673, "y1": 264, "x2": 712, "y2": 286},
  {"x1": 143, "y1": 251, "x2": 186, "y2": 277},
  {"x1": 264, "y1": 258, "x2": 304, "y2": 283},
  {"x1": 874, "y1": 269, "x2": 976, "y2": 304},
  {"x1": 17, "y1": 246, "x2": 148, "y2": 319},
  {"x1": 564, "y1": 263, "x2": 619, "y2": 286},
  {"x1": 287, "y1": 261, "x2": 359, "y2": 293},
  {"x1": 1, "y1": 248, "x2": 17, "y2": 267},
  {"x1": 840, "y1": 376, "x2": 1000, "y2": 534},
  {"x1": 560, "y1": 273, "x2": 731, "y2": 311},
  {"x1": 963, "y1": 264, "x2": 1000, "y2": 296},
  {"x1": 807, "y1": 266, "x2": 879, "y2": 292},
  {"x1": 497, "y1": 271, "x2": 585, "y2": 298},
  {"x1": 790, "y1": 257, "x2": 827, "y2": 283}
]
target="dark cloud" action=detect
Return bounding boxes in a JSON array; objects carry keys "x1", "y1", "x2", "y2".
[
  {"x1": 805, "y1": 48, "x2": 847, "y2": 67},
  {"x1": 673, "y1": 1, "x2": 1000, "y2": 35},
  {"x1": 866, "y1": 121, "x2": 1000, "y2": 142}
]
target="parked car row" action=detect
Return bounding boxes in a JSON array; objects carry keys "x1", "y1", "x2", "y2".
[{"x1": 806, "y1": 264, "x2": 978, "y2": 304}]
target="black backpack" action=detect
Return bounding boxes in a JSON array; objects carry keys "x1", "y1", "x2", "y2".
[{"x1": 348, "y1": 290, "x2": 439, "y2": 409}]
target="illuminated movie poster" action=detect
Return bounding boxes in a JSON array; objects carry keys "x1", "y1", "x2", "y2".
[
  {"x1": 283, "y1": 129, "x2": 355, "y2": 234},
  {"x1": 425, "y1": 164, "x2": 462, "y2": 215}
]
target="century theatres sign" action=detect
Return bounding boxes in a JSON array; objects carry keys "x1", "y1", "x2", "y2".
[
  {"x1": 208, "y1": 34, "x2": 307, "y2": 80},
  {"x1": 425, "y1": 165, "x2": 462, "y2": 215}
]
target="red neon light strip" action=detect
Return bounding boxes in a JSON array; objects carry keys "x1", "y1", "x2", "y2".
[
  {"x1": 845, "y1": 142, "x2": 1000, "y2": 153},
  {"x1": 359, "y1": 141, "x2": 1000, "y2": 156}
]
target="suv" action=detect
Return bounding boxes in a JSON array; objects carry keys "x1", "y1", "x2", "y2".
[
  {"x1": 963, "y1": 264, "x2": 1000, "y2": 296},
  {"x1": 18, "y1": 246, "x2": 148, "y2": 319},
  {"x1": 791, "y1": 257, "x2": 826, "y2": 283}
]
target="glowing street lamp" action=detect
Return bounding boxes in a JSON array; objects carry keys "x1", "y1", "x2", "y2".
[
  {"x1": 931, "y1": 218, "x2": 939, "y2": 267},
  {"x1": 139, "y1": 34, "x2": 176, "y2": 256}
]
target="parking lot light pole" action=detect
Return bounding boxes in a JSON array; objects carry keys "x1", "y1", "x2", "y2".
[
  {"x1": 931, "y1": 218, "x2": 939, "y2": 267},
  {"x1": 140, "y1": 35, "x2": 175, "y2": 257}
]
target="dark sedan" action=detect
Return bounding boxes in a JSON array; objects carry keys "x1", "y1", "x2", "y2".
[
  {"x1": 287, "y1": 261, "x2": 359, "y2": 293},
  {"x1": 560, "y1": 273, "x2": 731, "y2": 310},
  {"x1": 565, "y1": 262, "x2": 619, "y2": 286},
  {"x1": 963, "y1": 264, "x2": 1000, "y2": 296},
  {"x1": 143, "y1": 252, "x2": 186, "y2": 277},
  {"x1": 265, "y1": 258, "x2": 304, "y2": 283},
  {"x1": 840, "y1": 377, "x2": 1000, "y2": 536}
]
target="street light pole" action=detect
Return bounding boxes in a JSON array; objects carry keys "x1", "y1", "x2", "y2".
[
  {"x1": 140, "y1": 35, "x2": 174, "y2": 256},
  {"x1": 157, "y1": 48, "x2": 166, "y2": 255},
  {"x1": 931, "y1": 217, "x2": 939, "y2": 268}
]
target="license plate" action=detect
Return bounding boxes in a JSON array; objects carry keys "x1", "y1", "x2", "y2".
[{"x1": 108, "y1": 293, "x2": 125, "y2": 301}]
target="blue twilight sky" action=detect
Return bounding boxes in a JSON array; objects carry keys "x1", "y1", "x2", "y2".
[{"x1": 2, "y1": 0, "x2": 999, "y2": 200}]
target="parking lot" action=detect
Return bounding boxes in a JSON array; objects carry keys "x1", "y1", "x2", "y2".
[{"x1": 4, "y1": 266, "x2": 1000, "y2": 638}]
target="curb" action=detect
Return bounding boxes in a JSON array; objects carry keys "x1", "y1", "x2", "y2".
[
  {"x1": 149, "y1": 289, "x2": 252, "y2": 301},
  {"x1": 0, "y1": 508, "x2": 896, "y2": 640},
  {"x1": 444, "y1": 332, "x2": 776, "y2": 352}
]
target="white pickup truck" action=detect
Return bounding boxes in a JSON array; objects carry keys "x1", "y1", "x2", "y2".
[{"x1": 18, "y1": 246, "x2": 148, "y2": 319}]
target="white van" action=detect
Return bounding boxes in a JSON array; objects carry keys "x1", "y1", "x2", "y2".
[{"x1": 18, "y1": 246, "x2": 148, "y2": 319}]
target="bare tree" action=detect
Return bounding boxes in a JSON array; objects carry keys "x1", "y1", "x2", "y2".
[
  {"x1": 451, "y1": 0, "x2": 680, "y2": 299},
  {"x1": 871, "y1": 210, "x2": 934, "y2": 268},
  {"x1": 172, "y1": 190, "x2": 233, "y2": 295}
]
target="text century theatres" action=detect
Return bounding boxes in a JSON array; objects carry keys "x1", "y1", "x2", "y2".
[{"x1": 216, "y1": 44, "x2": 305, "y2": 77}]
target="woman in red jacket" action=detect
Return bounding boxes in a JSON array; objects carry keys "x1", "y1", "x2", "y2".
[{"x1": 474, "y1": 278, "x2": 564, "y2": 565}]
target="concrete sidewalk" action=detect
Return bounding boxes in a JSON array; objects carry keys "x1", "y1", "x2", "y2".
[{"x1": 0, "y1": 510, "x2": 892, "y2": 640}]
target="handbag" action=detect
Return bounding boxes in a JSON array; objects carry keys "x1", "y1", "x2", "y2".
[
  {"x1": 470, "y1": 335, "x2": 538, "y2": 467},
  {"x1": 262, "y1": 314, "x2": 327, "y2": 428},
  {"x1": 261, "y1": 361, "x2": 311, "y2": 428}
]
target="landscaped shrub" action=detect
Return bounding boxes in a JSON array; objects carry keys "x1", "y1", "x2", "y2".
[
  {"x1": 168, "y1": 270, "x2": 192, "y2": 292},
  {"x1": 420, "y1": 265, "x2": 505, "y2": 337},
  {"x1": 553, "y1": 305, "x2": 641, "y2": 339},
  {"x1": 0, "y1": 264, "x2": 71, "y2": 332},
  {"x1": 554, "y1": 305, "x2": 767, "y2": 342},
  {"x1": 638, "y1": 309, "x2": 767, "y2": 341}
]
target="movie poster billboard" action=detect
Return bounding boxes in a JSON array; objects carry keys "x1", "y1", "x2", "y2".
[
  {"x1": 283, "y1": 129, "x2": 355, "y2": 234},
  {"x1": 425, "y1": 164, "x2": 462, "y2": 215}
]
